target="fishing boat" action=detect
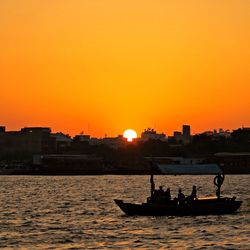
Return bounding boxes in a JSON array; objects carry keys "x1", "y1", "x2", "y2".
[{"x1": 114, "y1": 164, "x2": 242, "y2": 216}]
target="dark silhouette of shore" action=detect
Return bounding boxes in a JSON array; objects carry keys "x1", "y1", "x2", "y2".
[{"x1": 0, "y1": 126, "x2": 250, "y2": 175}]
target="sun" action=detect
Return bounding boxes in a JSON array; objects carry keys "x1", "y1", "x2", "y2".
[{"x1": 123, "y1": 129, "x2": 137, "y2": 142}]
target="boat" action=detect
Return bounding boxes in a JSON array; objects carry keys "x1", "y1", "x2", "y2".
[{"x1": 114, "y1": 164, "x2": 242, "y2": 216}]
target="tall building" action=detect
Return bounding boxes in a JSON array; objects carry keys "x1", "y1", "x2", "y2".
[{"x1": 182, "y1": 125, "x2": 191, "y2": 138}]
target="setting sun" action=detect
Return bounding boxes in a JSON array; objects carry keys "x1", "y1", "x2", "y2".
[{"x1": 123, "y1": 129, "x2": 137, "y2": 142}]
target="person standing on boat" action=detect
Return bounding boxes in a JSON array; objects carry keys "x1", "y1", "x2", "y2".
[
  {"x1": 178, "y1": 188, "x2": 185, "y2": 203},
  {"x1": 150, "y1": 185, "x2": 164, "y2": 202},
  {"x1": 188, "y1": 185, "x2": 198, "y2": 200},
  {"x1": 165, "y1": 188, "x2": 171, "y2": 201},
  {"x1": 158, "y1": 186, "x2": 164, "y2": 195}
]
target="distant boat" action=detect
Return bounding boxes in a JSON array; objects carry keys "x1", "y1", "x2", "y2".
[{"x1": 114, "y1": 164, "x2": 242, "y2": 216}]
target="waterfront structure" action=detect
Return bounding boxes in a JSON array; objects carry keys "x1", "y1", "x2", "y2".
[
  {"x1": 213, "y1": 129, "x2": 231, "y2": 138},
  {"x1": 89, "y1": 137, "x2": 101, "y2": 146},
  {"x1": 231, "y1": 127, "x2": 250, "y2": 141},
  {"x1": 74, "y1": 134, "x2": 91, "y2": 142},
  {"x1": 173, "y1": 131, "x2": 182, "y2": 143},
  {"x1": 51, "y1": 132, "x2": 72, "y2": 151},
  {"x1": 101, "y1": 135, "x2": 126, "y2": 148},
  {"x1": 200, "y1": 129, "x2": 231, "y2": 139},
  {"x1": 140, "y1": 128, "x2": 166, "y2": 141},
  {"x1": 0, "y1": 127, "x2": 56, "y2": 160},
  {"x1": 33, "y1": 154, "x2": 103, "y2": 175},
  {"x1": 211, "y1": 152, "x2": 250, "y2": 174}
]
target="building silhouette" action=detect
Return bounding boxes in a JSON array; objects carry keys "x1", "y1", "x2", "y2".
[
  {"x1": 182, "y1": 125, "x2": 191, "y2": 138},
  {"x1": 141, "y1": 128, "x2": 166, "y2": 141}
]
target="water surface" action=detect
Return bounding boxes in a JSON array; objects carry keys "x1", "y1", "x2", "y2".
[{"x1": 0, "y1": 175, "x2": 249, "y2": 249}]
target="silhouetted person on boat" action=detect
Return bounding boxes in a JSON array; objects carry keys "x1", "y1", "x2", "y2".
[
  {"x1": 165, "y1": 187, "x2": 171, "y2": 201},
  {"x1": 150, "y1": 185, "x2": 165, "y2": 203},
  {"x1": 178, "y1": 188, "x2": 185, "y2": 203},
  {"x1": 214, "y1": 174, "x2": 225, "y2": 199},
  {"x1": 187, "y1": 185, "x2": 198, "y2": 201},
  {"x1": 154, "y1": 186, "x2": 164, "y2": 197},
  {"x1": 158, "y1": 186, "x2": 164, "y2": 195}
]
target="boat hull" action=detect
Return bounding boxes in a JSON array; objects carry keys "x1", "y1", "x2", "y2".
[{"x1": 114, "y1": 198, "x2": 242, "y2": 216}]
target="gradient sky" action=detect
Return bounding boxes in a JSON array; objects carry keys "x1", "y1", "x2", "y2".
[{"x1": 0, "y1": 1, "x2": 250, "y2": 137}]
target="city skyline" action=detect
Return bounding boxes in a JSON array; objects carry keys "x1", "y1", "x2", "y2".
[
  {"x1": 0, "y1": 123, "x2": 246, "y2": 139},
  {"x1": 1, "y1": 116, "x2": 249, "y2": 138}
]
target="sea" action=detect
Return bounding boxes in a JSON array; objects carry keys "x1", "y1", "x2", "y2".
[{"x1": 0, "y1": 175, "x2": 249, "y2": 249}]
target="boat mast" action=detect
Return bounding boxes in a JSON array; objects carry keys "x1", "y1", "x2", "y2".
[{"x1": 150, "y1": 174, "x2": 155, "y2": 197}]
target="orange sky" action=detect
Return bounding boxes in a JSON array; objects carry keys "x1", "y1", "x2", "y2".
[{"x1": 0, "y1": 1, "x2": 250, "y2": 137}]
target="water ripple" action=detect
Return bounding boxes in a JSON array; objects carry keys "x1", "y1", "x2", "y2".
[{"x1": 0, "y1": 175, "x2": 249, "y2": 249}]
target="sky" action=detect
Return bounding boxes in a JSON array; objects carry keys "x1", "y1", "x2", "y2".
[{"x1": 0, "y1": 1, "x2": 250, "y2": 137}]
